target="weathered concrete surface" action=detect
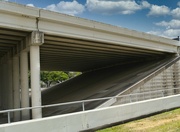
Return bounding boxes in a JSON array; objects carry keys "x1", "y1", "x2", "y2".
[{"x1": 0, "y1": 94, "x2": 180, "y2": 132}]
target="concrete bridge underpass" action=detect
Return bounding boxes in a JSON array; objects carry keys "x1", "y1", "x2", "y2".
[{"x1": 0, "y1": 1, "x2": 180, "y2": 127}]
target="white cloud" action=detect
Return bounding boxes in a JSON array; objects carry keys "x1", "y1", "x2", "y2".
[
  {"x1": 178, "y1": 1, "x2": 180, "y2": 7},
  {"x1": 147, "y1": 2, "x2": 180, "y2": 19},
  {"x1": 147, "y1": 29, "x2": 180, "y2": 38},
  {"x1": 45, "y1": 0, "x2": 85, "y2": 16},
  {"x1": 86, "y1": 0, "x2": 150, "y2": 15},
  {"x1": 26, "y1": 4, "x2": 35, "y2": 7},
  {"x1": 163, "y1": 29, "x2": 180, "y2": 38},
  {"x1": 141, "y1": 1, "x2": 151, "y2": 8},
  {"x1": 147, "y1": 30, "x2": 162, "y2": 36},
  {"x1": 171, "y1": 8, "x2": 180, "y2": 19},
  {"x1": 156, "y1": 19, "x2": 180, "y2": 29},
  {"x1": 148, "y1": 18, "x2": 180, "y2": 38},
  {"x1": 148, "y1": 5, "x2": 170, "y2": 16}
]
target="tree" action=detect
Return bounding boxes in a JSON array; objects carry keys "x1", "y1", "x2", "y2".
[
  {"x1": 40, "y1": 71, "x2": 69, "y2": 87},
  {"x1": 40, "y1": 71, "x2": 50, "y2": 87}
]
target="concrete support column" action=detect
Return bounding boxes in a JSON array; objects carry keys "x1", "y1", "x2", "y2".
[
  {"x1": 1, "y1": 62, "x2": 4, "y2": 109},
  {"x1": 2, "y1": 60, "x2": 7, "y2": 109},
  {"x1": 13, "y1": 56, "x2": 20, "y2": 121},
  {"x1": 30, "y1": 31, "x2": 44, "y2": 119},
  {"x1": 30, "y1": 46, "x2": 42, "y2": 119},
  {"x1": 0, "y1": 62, "x2": 2, "y2": 110},
  {"x1": 20, "y1": 51, "x2": 30, "y2": 120},
  {"x1": 7, "y1": 58, "x2": 13, "y2": 110}
]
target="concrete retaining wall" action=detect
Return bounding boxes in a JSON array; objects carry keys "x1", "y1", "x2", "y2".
[
  {"x1": 0, "y1": 94, "x2": 180, "y2": 132},
  {"x1": 100, "y1": 60, "x2": 180, "y2": 107}
]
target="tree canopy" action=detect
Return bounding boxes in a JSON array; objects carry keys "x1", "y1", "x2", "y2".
[{"x1": 40, "y1": 71, "x2": 81, "y2": 87}]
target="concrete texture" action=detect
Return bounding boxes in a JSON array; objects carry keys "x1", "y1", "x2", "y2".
[
  {"x1": 0, "y1": 94, "x2": 180, "y2": 132},
  {"x1": 42, "y1": 56, "x2": 176, "y2": 117}
]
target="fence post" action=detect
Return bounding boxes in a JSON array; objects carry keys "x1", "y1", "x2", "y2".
[
  {"x1": 82, "y1": 102, "x2": 85, "y2": 111},
  {"x1": 129, "y1": 94, "x2": 132, "y2": 103},
  {"x1": 8, "y1": 111, "x2": 11, "y2": 123},
  {"x1": 162, "y1": 91, "x2": 164, "y2": 97},
  {"x1": 143, "y1": 92, "x2": 145, "y2": 100}
]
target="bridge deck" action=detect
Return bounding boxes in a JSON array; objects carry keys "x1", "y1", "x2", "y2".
[{"x1": 0, "y1": 1, "x2": 179, "y2": 71}]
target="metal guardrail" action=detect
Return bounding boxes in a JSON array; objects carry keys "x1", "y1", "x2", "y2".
[{"x1": 0, "y1": 88, "x2": 180, "y2": 124}]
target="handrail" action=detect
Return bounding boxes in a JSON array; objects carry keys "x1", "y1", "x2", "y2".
[{"x1": 0, "y1": 87, "x2": 180, "y2": 124}]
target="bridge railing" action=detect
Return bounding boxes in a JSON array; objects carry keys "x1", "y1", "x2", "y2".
[{"x1": 0, "y1": 88, "x2": 180, "y2": 124}]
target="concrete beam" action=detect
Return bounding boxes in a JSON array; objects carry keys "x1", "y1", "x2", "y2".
[
  {"x1": 39, "y1": 9, "x2": 179, "y2": 53},
  {"x1": 0, "y1": 2, "x2": 179, "y2": 54},
  {"x1": 0, "y1": 2, "x2": 38, "y2": 30}
]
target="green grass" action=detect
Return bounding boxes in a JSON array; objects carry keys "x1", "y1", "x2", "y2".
[{"x1": 97, "y1": 108, "x2": 180, "y2": 132}]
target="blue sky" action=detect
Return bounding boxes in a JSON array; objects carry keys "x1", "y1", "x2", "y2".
[{"x1": 7, "y1": 0, "x2": 180, "y2": 38}]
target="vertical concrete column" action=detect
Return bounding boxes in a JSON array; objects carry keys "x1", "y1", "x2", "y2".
[
  {"x1": 1, "y1": 61, "x2": 5, "y2": 109},
  {"x1": 20, "y1": 51, "x2": 30, "y2": 120},
  {"x1": 13, "y1": 56, "x2": 20, "y2": 121},
  {"x1": 30, "y1": 31, "x2": 44, "y2": 119},
  {"x1": 7, "y1": 58, "x2": 13, "y2": 110},
  {"x1": 0, "y1": 61, "x2": 2, "y2": 110},
  {"x1": 2, "y1": 59, "x2": 7, "y2": 109}
]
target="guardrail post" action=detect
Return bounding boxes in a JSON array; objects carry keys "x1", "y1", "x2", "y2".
[
  {"x1": 129, "y1": 94, "x2": 132, "y2": 103},
  {"x1": 8, "y1": 112, "x2": 11, "y2": 123},
  {"x1": 143, "y1": 92, "x2": 145, "y2": 100},
  {"x1": 114, "y1": 96, "x2": 116, "y2": 103},
  {"x1": 82, "y1": 102, "x2": 85, "y2": 111},
  {"x1": 136, "y1": 94, "x2": 138, "y2": 101},
  {"x1": 162, "y1": 91, "x2": 164, "y2": 97}
]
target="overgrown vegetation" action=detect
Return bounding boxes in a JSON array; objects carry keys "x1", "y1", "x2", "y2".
[{"x1": 97, "y1": 108, "x2": 180, "y2": 132}]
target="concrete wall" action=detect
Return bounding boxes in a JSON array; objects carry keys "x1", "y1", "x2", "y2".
[
  {"x1": 107, "y1": 60, "x2": 180, "y2": 106},
  {"x1": 0, "y1": 94, "x2": 180, "y2": 132}
]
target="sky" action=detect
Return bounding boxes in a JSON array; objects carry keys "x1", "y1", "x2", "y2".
[{"x1": 5, "y1": 0, "x2": 180, "y2": 39}]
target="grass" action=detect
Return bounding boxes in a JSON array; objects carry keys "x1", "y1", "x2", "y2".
[{"x1": 97, "y1": 108, "x2": 180, "y2": 132}]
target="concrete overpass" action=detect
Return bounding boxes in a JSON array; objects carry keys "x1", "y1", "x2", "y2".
[{"x1": 0, "y1": 1, "x2": 180, "y2": 123}]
